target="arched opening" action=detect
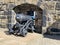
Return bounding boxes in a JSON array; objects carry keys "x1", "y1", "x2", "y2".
[{"x1": 13, "y1": 3, "x2": 43, "y2": 33}]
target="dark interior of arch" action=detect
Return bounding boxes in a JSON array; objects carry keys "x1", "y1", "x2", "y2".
[
  {"x1": 13, "y1": 3, "x2": 43, "y2": 14},
  {"x1": 13, "y1": 3, "x2": 43, "y2": 33}
]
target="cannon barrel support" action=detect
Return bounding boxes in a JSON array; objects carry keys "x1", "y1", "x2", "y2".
[{"x1": 8, "y1": 13, "x2": 35, "y2": 37}]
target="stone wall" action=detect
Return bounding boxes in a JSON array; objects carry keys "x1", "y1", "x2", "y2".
[{"x1": 0, "y1": 0, "x2": 60, "y2": 33}]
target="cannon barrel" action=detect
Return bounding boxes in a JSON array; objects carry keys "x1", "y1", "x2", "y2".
[{"x1": 16, "y1": 13, "x2": 35, "y2": 22}]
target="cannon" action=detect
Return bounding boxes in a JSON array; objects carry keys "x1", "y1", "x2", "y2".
[{"x1": 8, "y1": 13, "x2": 35, "y2": 37}]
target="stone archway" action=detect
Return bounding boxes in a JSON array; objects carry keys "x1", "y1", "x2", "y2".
[{"x1": 13, "y1": 3, "x2": 43, "y2": 33}]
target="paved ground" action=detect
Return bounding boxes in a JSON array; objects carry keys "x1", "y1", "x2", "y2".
[{"x1": 0, "y1": 28, "x2": 60, "y2": 45}]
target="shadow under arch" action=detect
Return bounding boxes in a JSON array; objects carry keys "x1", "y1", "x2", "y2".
[
  {"x1": 13, "y1": 3, "x2": 43, "y2": 13},
  {"x1": 13, "y1": 3, "x2": 43, "y2": 33}
]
